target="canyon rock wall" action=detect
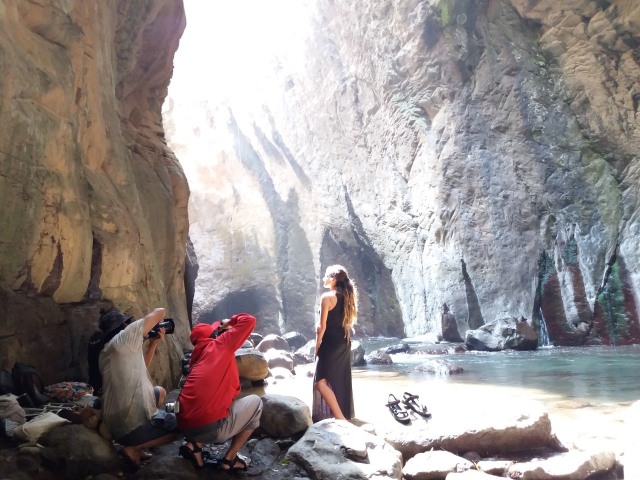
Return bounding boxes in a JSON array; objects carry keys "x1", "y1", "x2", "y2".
[
  {"x1": 168, "y1": 0, "x2": 640, "y2": 345},
  {"x1": 0, "y1": 0, "x2": 189, "y2": 386}
]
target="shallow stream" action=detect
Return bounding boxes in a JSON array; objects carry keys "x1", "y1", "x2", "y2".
[{"x1": 264, "y1": 341, "x2": 638, "y2": 455}]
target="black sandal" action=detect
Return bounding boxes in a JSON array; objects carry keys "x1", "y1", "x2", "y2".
[
  {"x1": 385, "y1": 394, "x2": 410, "y2": 424},
  {"x1": 220, "y1": 455, "x2": 248, "y2": 474},
  {"x1": 179, "y1": 443, "x2": 205, "y2": 470},
  {"x1": 402, "y1": 392, "x2": 431, "y2": 418}
]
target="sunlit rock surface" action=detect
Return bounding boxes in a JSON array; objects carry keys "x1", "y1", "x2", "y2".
[
  {"x1": 0, "y1": 0, "x2": 188, "y2": 386},
  {"x1": 166, "y1": 0, "x2": 640, "y2": 344}
]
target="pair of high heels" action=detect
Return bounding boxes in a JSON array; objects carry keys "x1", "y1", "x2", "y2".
[{"x1": 178, "y1": 443, "x2": 212, "y2": 470}]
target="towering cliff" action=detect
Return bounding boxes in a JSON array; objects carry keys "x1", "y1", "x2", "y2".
[
  {"x1": 0, "y1": 1, "x2": 188, "y2": 386},
  {"x1": 168, "y1": 0, "x2": 640, "y2": 345}
]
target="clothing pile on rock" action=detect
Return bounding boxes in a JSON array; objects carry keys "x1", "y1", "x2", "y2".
[{"x1": 0, "y1": 394, "x2": 26, "y2": 438}]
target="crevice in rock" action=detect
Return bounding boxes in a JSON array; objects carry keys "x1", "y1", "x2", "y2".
[
  {"x1": 230, "y1": 112, "x2": 316, "y2": 334},
  {"x1": 83, "y1": 235, "x2": 102, "y2": 302},
  {"x1": 461, "y1": 258, "x2": 483, "y2": 329},
  {"x1": 184, "y1": 236, "x2": 198, "y2": 328},
  {"x1": 591, "y1": 250, "x2": 640, "y2": 345},
  {"x1": 40, "y1": 242, "x2": 63, "y2": 297},
  {"x1": 315, "y1": 189, "x2": 404, "y2": 338}
]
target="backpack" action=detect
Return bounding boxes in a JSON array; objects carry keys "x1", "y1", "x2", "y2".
[
  {"x1": 11, "y1": 362, "x2": 48, "y2": 407},
  {"x1": 0, "y1": 370, "x2": 15, "y2": 395}
]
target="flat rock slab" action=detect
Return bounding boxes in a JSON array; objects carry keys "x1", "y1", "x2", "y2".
[
  {"x1": 287, "y1": 419, "x2": 403, "y2": 479},
  {"x1": 380, "y1": 400, "x2": 562, "y2": 460},
  {"x1": 403, "y1": 450, "x2": 473, "y2": 479},
  {"x1": 506, "y1": 450, "x2": 617, "y2": 479}
]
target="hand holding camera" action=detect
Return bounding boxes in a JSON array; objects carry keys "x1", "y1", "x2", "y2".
[{"x1": 148, "y1": 318, "x2": 176, "y2": 339}]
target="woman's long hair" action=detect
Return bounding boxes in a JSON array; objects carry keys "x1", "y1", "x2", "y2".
[{"x1": 326, "y1": 264, "x2": 358, "y2": 342}]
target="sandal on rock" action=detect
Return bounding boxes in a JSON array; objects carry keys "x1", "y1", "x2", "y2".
[
  {"x1": 220, "y1": 455, "x2": 248, "y2": 474},
  {"x1": 179, "y1": 443, "x2": 205, "y2": 470},
  {"x1": 385, "y1": 394, "x2": 410, "y2": 424},
  {"x1": 402, "y1": 392, "x2": 431, "y2": 418}
]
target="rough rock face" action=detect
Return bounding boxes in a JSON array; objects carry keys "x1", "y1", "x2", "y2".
[
  {"x1": 0, "y1": 1, "x2": 188, "y2": 387},
  {"x1": 166, "y1": 0, "x2": 640, "y2": 345}
]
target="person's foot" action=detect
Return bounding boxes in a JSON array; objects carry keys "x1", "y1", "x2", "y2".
[
  {"x1": 220, "y1": 455, "x2": 248, "y2": 473},
  {"x1": 120, "y1": 447, "x2": 141, "y2": 469},
  {"x1": 179, "y1": 442, "x2": 204, "y2": 469}
]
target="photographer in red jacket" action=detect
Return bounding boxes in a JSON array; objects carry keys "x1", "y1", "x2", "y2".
[{"x1": 177, "y1": 313, "x2": 262, "y2": 473}]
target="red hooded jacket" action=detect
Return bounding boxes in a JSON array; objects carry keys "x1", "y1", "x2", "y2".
[{"x1": 177, "y1": 313, "x2": 255, "y2": 430}]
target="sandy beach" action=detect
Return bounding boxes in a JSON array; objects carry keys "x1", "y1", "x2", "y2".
[{"x1": 261, "y1": 363, "x2": 630, "y2": 457}]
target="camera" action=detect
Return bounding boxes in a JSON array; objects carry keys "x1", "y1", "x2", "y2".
[{"x1": 149, "y1": 318, "x2": 175, "y2": 338}]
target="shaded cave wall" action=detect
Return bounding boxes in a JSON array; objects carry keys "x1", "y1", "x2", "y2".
[{"x1": 0, "y1": 0, "x2": 189, "y2": 386}]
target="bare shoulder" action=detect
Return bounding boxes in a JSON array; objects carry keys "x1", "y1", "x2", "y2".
[{"x1": 321, "y1": 292, "x2": 338, "y2": 308}]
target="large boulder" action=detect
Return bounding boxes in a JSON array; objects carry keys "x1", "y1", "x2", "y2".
[
  {"x1": 365, "y1": 350, "x2": 393, "y2": 365},
  {"x1": 351, "y1": 341, "x2": 366, "y2": 366},
  {"x1": 506, "y1": 450, "x2": 617, "y2": 480},
  {"x1": 236, "y1": 348, "x2": 269, "y2": 381},
  {"x1": 441, "y1": 304, "x2": 464, "y2": 343},
  {"x1": 287, "y1": 419, "x2": 403, "y2": 479},
  {"x1": 465, "y1": 317, "x2": 538, "y2": 352},
  {"x1": 264, "y1": 349, "x2": 295, "y2": 372},
  {"x1": 256, "y1": 334, "x2": 290, "y2": 353},
  {"x1": 38, "y1": 424, "x2": 119, "y2": 478},
  {"x1": 283, "y1": 332, "x2": 308, "y2": 351},
  {"x1": 380, "y1": 400, "x2": 562, "y2": 461},
  {"x1": 259, "y1": 394, "x2": 311, "y2": 438},
  {"x1": 415, "y1": 359, "x2": 463, "y2": 375},
  {"x1": 403, "y1": 450, "x2": 473, "y2": 480}
]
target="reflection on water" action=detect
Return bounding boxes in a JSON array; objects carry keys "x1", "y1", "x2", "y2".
[{"x1": 358, "y1": 340, "x2": 640, "y2": 404}]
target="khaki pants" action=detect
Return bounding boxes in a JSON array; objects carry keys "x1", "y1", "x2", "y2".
[{"x1": 187, "y1": 394, "x2": 263, "y2": 444}]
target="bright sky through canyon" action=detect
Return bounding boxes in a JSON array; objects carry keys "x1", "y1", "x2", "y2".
[{"x1": 171, "y1": 0, "x2": 311, "y2": 108}]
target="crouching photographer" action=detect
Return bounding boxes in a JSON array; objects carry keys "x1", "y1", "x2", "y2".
[
  {"x1": 99, "y1": 307, "x2": 179, "y2": 467},
  {"x1": 176, "y1": 313, "x2": 262, "y2": 472}
]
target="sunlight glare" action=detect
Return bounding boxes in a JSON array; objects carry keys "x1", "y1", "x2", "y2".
[{"x1": 172, "y1": 0, "x2": 311, "y2": 108}]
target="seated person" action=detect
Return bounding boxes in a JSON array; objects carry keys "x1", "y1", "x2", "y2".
[
  {"x1": 99, "y1": 307, "x2": 178, "y2": 466},
  {"x1": 177, "y1": 313, "x2": 263, "y2": 473}
]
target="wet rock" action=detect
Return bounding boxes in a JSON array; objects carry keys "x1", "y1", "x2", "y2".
[
  {"x1": 465, "y1": 317, "x2": 538, "y2": 352},
  {"x1": 383, "y1": 343, "x2": 411, "y2": 354},
  {"x1": 415, "y1": 360, "x2": 464, "y2": 375},
  {"x1": 365, "y1": 350, "x2": 393, "y2": 365}
]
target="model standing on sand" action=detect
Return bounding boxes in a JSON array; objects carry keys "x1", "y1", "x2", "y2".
[{"x1": 312, "y1": 264, "x2": 358, "y2": 422}]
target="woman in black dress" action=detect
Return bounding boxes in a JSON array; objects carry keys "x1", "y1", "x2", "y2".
[{"x1": 312, "y1": 264, "x2": 358, "y2": 422}]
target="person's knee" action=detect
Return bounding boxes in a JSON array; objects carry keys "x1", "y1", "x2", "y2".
[{"x1": 156, "y1": 386, "x2": 166, "y2": 406}]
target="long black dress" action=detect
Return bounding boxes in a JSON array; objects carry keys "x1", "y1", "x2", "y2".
[{"x1": 312, "y1": 293, "x2": 354, "y2": 422}]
